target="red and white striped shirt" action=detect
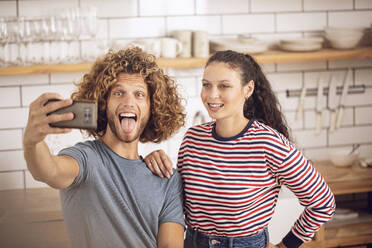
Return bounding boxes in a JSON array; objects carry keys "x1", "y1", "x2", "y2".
[{"x1": 177, "y1": 119, "x2": 335, "y2": 245}]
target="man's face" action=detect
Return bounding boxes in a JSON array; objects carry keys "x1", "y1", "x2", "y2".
[{"x1": 106, "y1": 73, "x2": 150, "y2": 143}]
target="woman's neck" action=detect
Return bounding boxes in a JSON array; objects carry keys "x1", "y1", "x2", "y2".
[{"x1": 215, "y1": 117, "x2": 250, "y2": 138}]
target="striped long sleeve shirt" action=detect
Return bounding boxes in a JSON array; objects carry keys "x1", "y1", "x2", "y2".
[{"x1": 177, "y1": 119, "x2": 335, "y2": 247}]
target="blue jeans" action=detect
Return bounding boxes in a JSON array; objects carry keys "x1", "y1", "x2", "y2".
[{"x1": 184, "y1": 227, "x2": 269, "y2": 248}]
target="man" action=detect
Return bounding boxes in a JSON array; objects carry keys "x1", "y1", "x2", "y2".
[{"x1": 23, "y1": 47, "x2": 186, "y2": 248}]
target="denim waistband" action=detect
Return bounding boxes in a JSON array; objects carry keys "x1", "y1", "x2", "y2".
[{"x1": 185, "y1": 227, "x2": 269, "y2": 248}]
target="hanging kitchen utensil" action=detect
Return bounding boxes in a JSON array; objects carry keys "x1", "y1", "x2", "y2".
[
  {"x1": 335, "y1": 69, "x2": 351, "y2": 129},
  {"x1": 315, "y1": 73, "x2": 326, "y2": 135},
  {"x1": 328, "y1": 74, "x2": 338, "y2": 133},
  {"x1": 296, "y1": 81, "x2": 307, "y2": 121}
]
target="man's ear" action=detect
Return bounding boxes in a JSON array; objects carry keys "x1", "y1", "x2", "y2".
[{"x1": 244, "y1": 80, "x2": 254, "y2": 99}]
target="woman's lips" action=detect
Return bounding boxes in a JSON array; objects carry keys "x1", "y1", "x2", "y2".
[{"x1": 208, "y1": 103, "x2": 224, "y2": 111}]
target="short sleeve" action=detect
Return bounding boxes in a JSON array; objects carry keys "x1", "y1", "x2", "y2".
[
  {"x1": 58, "y1": 142, "x2": 91, "y2": 189},
  {"x1": 158, "y1": 170, "x2": 185, "y2": 227}
]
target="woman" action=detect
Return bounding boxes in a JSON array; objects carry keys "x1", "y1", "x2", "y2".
[{"x1": 146, "y1": 50, "x2": 335, "y2": 248}]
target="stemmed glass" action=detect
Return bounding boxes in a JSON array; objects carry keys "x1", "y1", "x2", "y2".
[
  {"x1": 17, "y1": 17, "x2": 33, "y2": 65},
  {"x1": 0, "y1": 18, "x2": 9, "y2": 66},
  {"x1": 40, "y1": 16, "x2": 51, "y2": 64},
  {"x1": 55, "y1": 15, "x2": 67, "y2": 63},
  {"x1": 65, "y1": 8, "x2": 82, "y2": 63},
  {"x1": 81, "y1": 6, "x2": 98, "y2": 61},
  {"x1": 29, "y1": 18, "x2": 43, "y2": 64}
]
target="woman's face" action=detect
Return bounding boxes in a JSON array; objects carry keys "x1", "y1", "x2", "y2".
[{"x1": 201, "y1": 62, "x2": 253, "y2": 122}]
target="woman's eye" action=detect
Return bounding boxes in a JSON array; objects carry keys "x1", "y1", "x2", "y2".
[
  {"x1": 202, "y1": 83, "x2": 210, "y2": 88},
  {"x1": 113, "y1": 91, "x2": 122, "y2": 96},
  {"x1": 219, "y1": 84, "x2": 229, "y2": 89}
]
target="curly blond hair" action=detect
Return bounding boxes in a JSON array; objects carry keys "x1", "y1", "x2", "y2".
[{"x1": 71, "y1": 47, "x2": 185, "y2": 143}]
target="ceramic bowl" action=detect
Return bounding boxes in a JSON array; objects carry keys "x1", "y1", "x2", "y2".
[
  {"x1": 325, "y1": 34, "x2": 363, "y2": 49},
  {"x1": 325, "y1": 26, "x2": 364, "y2": 36},
  {"x1": 329, "y1": 149, "x2": 359, "y2": 167},
  {"x1": 324, "y1": 27, "x2": 364, "y2": 49}
]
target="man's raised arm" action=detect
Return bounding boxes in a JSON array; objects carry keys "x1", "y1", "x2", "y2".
[{"x1": 23, "y1": 93, "x2": 79, "y2": 189}]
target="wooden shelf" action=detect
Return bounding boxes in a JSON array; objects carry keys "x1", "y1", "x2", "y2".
[{"x1": 1, "y1": 47, "x2": 372, "y2": 76}]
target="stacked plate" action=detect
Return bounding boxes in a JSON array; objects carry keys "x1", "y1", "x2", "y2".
[
  {"x1": 279, "y1": 37, "x2": 324, "y2": 52},
  {"x1": 324, "y1": 26, "x2": 364, "y2": 49},
  {"x1": 210, "y1": 37, "x2": 269, "y2": 54}
]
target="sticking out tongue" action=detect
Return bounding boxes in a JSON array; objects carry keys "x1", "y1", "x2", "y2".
[{"x1": 121, "y1": 118, "x2": 136, "y2": 133}]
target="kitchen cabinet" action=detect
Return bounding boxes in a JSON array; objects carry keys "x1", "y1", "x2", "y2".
[
  {"x1": 1, "y1": 47, "x2": 372, "y2": 76},
  {"x1": 302, "y1": 161, "x2": 372, "y2": 248}
]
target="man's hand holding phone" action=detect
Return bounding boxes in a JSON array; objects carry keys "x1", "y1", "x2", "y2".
[
  {"x1": 23, "y1": 93, "x2": 75, "y2": 148},
  {"x1": 45, "y1": 99, "x2": 97, "y2": 130},
  {"x1": 23, "y1": 93, "x2": 97, "y2": 148}
]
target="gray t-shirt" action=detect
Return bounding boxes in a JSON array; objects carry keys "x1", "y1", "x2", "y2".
[{"x1": 58, "y1": 139, "x2": 185, "y2": 248}]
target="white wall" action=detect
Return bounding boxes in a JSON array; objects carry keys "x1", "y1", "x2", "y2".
[{"x1": 0, "y1": 0, "x2": 372, "y2": 192}]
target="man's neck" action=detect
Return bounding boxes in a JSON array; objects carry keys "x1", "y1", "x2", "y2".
[{"x1": 101, "y1": 132, "x2": 141, "y2": 160}]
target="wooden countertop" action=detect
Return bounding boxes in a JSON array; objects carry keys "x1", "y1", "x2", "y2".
[
  {"x1": 312, "y1": 160, "x2": 372, "y2": 195},
  {"x1": 0, "y1": 161, "x2": 371, "y2": 247},
  {"x1": 0, "y1": 188, "x2": 69, "y2": 248}
]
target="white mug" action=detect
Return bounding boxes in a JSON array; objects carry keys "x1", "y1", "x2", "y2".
[
  {"x1": 161, "y1": 38, "x2": 183, "y2": 58},
  {"x1": 131, "y1": 38, "x2": 162, "y2": 58},
  {"x1": 171, "y1": 30, "x2": 192, "y2": 58},
  {"x1": 193, "y1": 31, "x2": 209, "y2": 58}
]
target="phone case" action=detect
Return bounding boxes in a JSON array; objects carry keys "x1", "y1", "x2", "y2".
[{"x1": 46, "y1": 100, "x2": 97, "y2": 129}]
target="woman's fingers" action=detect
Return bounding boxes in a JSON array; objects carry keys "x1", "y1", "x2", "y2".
[
  {"x1": 157, "y1": 149, "x2": 174, "y2": 176},
  {"x1": 152, "y1": 150, "x2": 172, "y2": 178},
  {"x1": 144, "y1": 155, "x2": 163, "y2": 178},
  {"x1": 144, "y1": 150, "x2": 174, "y2": 179}
]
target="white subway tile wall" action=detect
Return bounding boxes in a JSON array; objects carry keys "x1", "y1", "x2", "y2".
[
  {"x1": 303, "y1": 0, "x2": 353, "y2": 11},
  {"x1": 328, "y1": 11, "x2": 372, "y2": 28},
  {"x1": 356, "y1": 0, "x2": 372, "y2": 9},
  {"x1": 81, "y1": 0, "x2": 138, "y2": 18},
  {"x1": 251, "y1": 0, "x2": 302, "y2": 13},
  {"x1": 0, "y1": 150, "x2": 27, "y2": 171},
  {"x1": 196, "y1": 0, "x2": 250, "y2": 14},
  {"x1": 0, "y1": 1, "x2": 17, "y2": 17},
  {"x1": 166, "y1": 16, "x2": 221, "y2": 34},
  {"x1": 139, "y1": 0, "x2": 194, "y2": 16},
  {"x1": 222, "y1": 14, "x2": 275, "y2": 34},
  {"x1": 277, "y1": 12, "x2": 327, "y2": 32},
  {"x1": 0, "y1": 0, "x2": 372, "y2": 190},
  {"x1": 18, "y1": 0, "x2": 79, "y2": 17}
]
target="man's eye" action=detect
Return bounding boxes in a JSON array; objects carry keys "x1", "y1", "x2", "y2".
[
  {"x1": 219, "y1": 84, "x2": 229, "y2": 89},
  {"x1": 202, "y1": 83, "x2": 210, "y2": 88},
  {"x1": 136, "y1": 92, "x2": 145, "y2": 97}
]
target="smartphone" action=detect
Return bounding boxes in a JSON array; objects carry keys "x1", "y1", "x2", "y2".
[{"x1": 46, "y1": 99, "x2": 97, "y2": 130}]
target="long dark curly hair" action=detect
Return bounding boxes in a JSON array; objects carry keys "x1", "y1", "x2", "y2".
[
  {"x1": 71, "y1": 46, "x2": 185, "y2": 143},
  {"x1": 206, "y1": 50, "x2": 290, "y2": 140}
]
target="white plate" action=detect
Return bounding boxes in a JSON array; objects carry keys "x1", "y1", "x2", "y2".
[
  {"x1": 279, "y1": 42, "x2": 322, "y2": 52},
  {"x1": 210, "y1": 38, "x2": 269, "y2": 54},
  {"x1": 280, "y1": 37, "x2": 324, "y2": 46}
]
